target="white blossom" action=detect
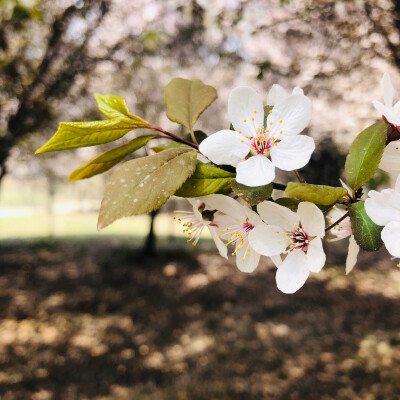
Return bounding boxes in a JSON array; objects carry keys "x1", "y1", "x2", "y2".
[
  {"x1": 174, "y1": 196, "x2": 227, "y2": 258},
  {"x1": 205, "y1": 194, "x2": 265, "y2": 273},
  {"x1": 199, "y1": 85, "x2": 314, "y2": 187},
  {"x1": 248, "y1": 201, "x2": 326, "y2": 294}
]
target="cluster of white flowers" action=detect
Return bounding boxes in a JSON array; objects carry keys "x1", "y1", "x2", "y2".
[{"x1": 174, "y1": 76, "x2": 400, "y2": 294}]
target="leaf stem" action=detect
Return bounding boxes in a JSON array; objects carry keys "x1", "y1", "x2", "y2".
[
  {"x1": 325, "y1": 211, "x2": 350, "y2": 233},
  {"x1": 189, "y1": 130, "x2": 198, "y2": 145},
  {"x1": 294, "y1": 170, "x2": 305, "y2": 183},
  {"x1": 149, "y1": 125, "x2": 199, "y2": 150}
]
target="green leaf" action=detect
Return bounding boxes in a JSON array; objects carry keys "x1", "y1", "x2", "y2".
[
  {"x1": 69, "y1": 135, "x2": 160, "y2": 181},
  {"x1": 151, "y1": 142, "x2": 190, "y2": 153},
  {"x1": 36, "y1": 117, "x2": 150, "y2": 154},
  {"x1": 345, "y1": 121, "x2": 387, "y2": 191},
  {"x1": 97, "y1": 148, "x2": 197, "y2": 229},
  {"x1": 94, "y1": 94, "x2": 131, "y2": 119},
  {"x1": 175, "y1": 162, "x2": 235, "y2": 197},
  {"x1": 284, "y1": 182, "x2": 348, "y2": 206},
  {"x1": 231, "y1": 179, "x2": 273, "y2": 206},
  {"x1": 348, "y1": 201, "x2": 383, "y2": 252},
  {"x1": 165, "y1": 78, "x2": 217, "y2": 133}
]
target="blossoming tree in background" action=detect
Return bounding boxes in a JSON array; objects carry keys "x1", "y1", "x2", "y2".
[{"x1": 36, "y1": 73, "x2": 400, "y2": 294}]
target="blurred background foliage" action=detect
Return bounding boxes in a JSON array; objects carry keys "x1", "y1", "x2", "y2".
[{"x1": 2, "y1": 1, "x2": 400, "y2": 399}]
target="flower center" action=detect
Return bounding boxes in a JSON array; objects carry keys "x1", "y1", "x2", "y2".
[
  {"x1": 218, "y1": 220, "x2": 254, "y2": 261},
  {"x1": 251, "y1": 133, "x2": 272, "y2": 155},
  {"x1": 173, "y1": 203, "x2": 215, "y2": 247},
  {"x1": 283, "y1": 223, "x2": 309, "y2": 254}
]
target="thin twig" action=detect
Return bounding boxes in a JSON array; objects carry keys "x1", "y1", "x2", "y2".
[
  {"x1": 149, "y1": 125, "x2": 199, "y2": 150},
  {"x1": 325, "y1": 211, "x2": 350, "y2": 233}
]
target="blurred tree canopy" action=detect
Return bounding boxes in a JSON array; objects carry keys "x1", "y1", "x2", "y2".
[{"x1": 1, "y1": 0, "x2": 400, "y2": 183}]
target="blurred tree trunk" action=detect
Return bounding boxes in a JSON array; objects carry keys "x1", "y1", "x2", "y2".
[{"x1": 143, "y1": 210, "x2": 159, "y2": 255}]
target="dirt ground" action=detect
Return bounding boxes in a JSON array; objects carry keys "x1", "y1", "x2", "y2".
[{"x1": 0, "y1": 238, "x2": 400, "y2": 400}]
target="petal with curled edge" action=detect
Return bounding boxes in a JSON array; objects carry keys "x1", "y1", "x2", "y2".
[
  {"x1": 248, "y1": 224, "x2": 287, "y2": 256},
  {"x1": 270, "y1": 135, "x2": 315, "y2": 171},
  {"x1": 381, "y1": 221, "x2": 400, "y2": 258},
  {"x1": 257, "y1": 200, "x2": 299, "y2": 228},
  {"x1": 276, "y1": 251, "x2": 310, "y2": 294},
  {"x1": 228, "y1": 86, "x2": 264, "y2": 137},
  {"x1": 267, "y1": 94, "x2": 312, "y2": 138},
  {"x1": 345, "y1": 235, "x2": 359, "y2": 275},
  {"x1": 306, "y1": 237, "x2": 326, "y2": 273},
  {"x1": 298, "y1": 202, "x2": 325, "y2": 238},
  {"x1": 199, "y1": 130, "x2": 251, "y2": 165},
  {"x1": 236, "y1": 155, "x2": 275, "y2": 187}
]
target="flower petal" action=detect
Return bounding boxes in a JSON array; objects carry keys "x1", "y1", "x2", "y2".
[
  {"x1": 248, "y1": 225, "x2": 286, "y2": 256},
  {"x1": 236, "y1": 155, "x2": 275, "y2": 187},
  {"x1": 306, "y1": 237, "x2": 326, "y2": 273},
  {"x1": 228, "y1": 86, "x2": 264, "y2": 136},
  {"x1": 199, "y1": 130, "x2": 250, "y2": 165},
  {"x1": 396, "y1": 174, "x2": 400, "y2": 193},
  {"x1": 204, "y1": 194, "x2": 248, "y2": 222},
  {"x1": 365, "y1": 189, "x2": 400, "y2": 226},
  {"x1": 209, "y1": 226, "x2": 228, "y2": 259},
  {"x1": 372, "y1": 100, "x2": 400, "y2": 126},
  {"x1": 257, "y1": 201, "x2": 298, "y2": 228},
  {"x1": 345, "y1": 235, "x2": 359, "y2": 275},
  {"x1": 276, "y1": 251, "x2": 310, "y2": 294},
  {"x1": 379, "y1": 141, "x2": 400, "y2": 173},
  {"x1": 270, "y1": 135, "x2": 315, "y2": 171},
  {"x1": 297, "y1": 202, "x2": 325, "y2": 237},
  {"x1": 270, "y1": 254, "x2": 282, "y2": 267},
  {"x1": 381, "y1": 221, "x2": 400, "y2": 258},
  {"x1": 236, "y1": 242, "x2": 260, "y2": 273},
  {"x1": 267, "y1": 84, "x2": 288, "y2": 106},
  {"x1": 292, "y1": 87, "x2": 304, "y2": 96},
  {"x1": 382, "y1": 72, "x2": 394, "y2": 108},
  {"x1": 267, "y1": 94, "x2": 312, "y2": 138}
]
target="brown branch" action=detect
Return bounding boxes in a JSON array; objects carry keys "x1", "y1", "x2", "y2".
[{"x1": 325, "y1": 211, "x2": 350, "y2": 233}]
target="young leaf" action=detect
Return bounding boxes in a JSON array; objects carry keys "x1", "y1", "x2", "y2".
[
  {"x1": 344, "y1": 121, "x2": 387, "y2": 191},
  {"x1": 348, "y1": 201, "x2": 383, "y2": 252},
  {"x1": 69, "y1": 135, "x2": 160, "y2": 181},
  {"x1": 36, "y1": 117, "x2": 150, "y2": 153},
  {"x1": 175, "y1": 162, "x2": 235, "y2": 197},
  {"x1": 284, "y1": 182, "x2": 348, "y2": 206},
  {"x1": 231, "y1": 179, "x2": 273, "y2": 206},
  {"x1": 98, "y1": 148, "x2": 197, "y2": 230},
  {"x1": 165, "y1": 78, "x2": 217, "y2": 133},
  {"x1": 94, "y1": 94, "x2": 131, "y2": 119}
]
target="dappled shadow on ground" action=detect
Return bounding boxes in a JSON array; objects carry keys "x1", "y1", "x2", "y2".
[{"x1": 0, "y1": 239, "x2": 400, "y2": 400}]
